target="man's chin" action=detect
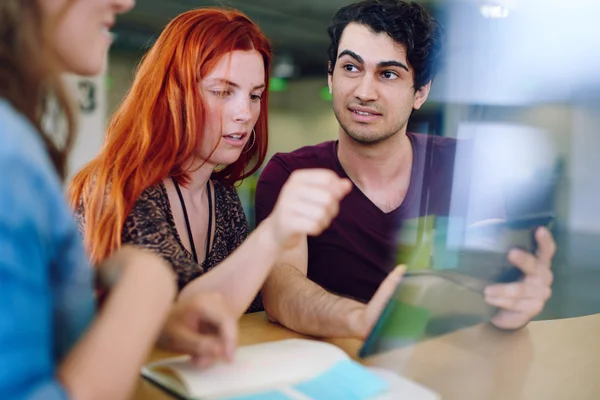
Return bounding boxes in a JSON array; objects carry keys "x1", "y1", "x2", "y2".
[{"x1": 343, "y1": 129, "x2": 396, "y2": 146}]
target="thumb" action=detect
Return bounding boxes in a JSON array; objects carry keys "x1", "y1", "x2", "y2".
[
  {"x1": 337, "y1": 178, "x2": 353, "y2": 198},
  {"x1": 366, "y1": 265, "x2": 406, "y2": 329}
]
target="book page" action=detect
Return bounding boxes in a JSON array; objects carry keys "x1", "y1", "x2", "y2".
[{"x1": 149, "y1": 339, "x2": 348, "y2": 398}]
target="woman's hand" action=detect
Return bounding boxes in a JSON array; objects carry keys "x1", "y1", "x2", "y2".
[
  {"x1": 267, "y1": 169, "x2": 352, "y2": 249},
  {"x1": 158, "y1": 292, "x2": 238, "y2": 368}
]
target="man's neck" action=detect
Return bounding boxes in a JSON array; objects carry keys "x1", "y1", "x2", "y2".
[{"x1": 337, "y1": 128, "x2": 413, "y2": 193}]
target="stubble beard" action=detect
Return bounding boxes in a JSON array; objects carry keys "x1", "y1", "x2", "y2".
[{"x1": 333, "y1": 105, "x2": 407, "y2": 146}]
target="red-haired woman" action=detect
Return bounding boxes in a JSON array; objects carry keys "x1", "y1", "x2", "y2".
[{"x1": 69, "y1": 8, "x2": 351, "y2": 317}]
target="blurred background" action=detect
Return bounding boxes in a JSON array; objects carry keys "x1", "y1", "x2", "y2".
[{"x1": 67, "y1": 0, "x2": 600, "y2": 320}]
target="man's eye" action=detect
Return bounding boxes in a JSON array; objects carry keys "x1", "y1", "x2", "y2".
[{"x1": 381, "y1": 71, "x2": 399, "y2": 80}]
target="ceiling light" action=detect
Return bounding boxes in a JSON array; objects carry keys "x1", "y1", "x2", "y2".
[
  {"x1": 272, "y1": 54, "x2": 296, "y2": 79},
  {"x1": 480, "y1": 3, "x2": 510, "y2": 19}
]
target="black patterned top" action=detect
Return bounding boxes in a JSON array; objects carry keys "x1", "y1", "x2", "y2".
[{"x1": 75, "y1": 180, "x2": 263, "y2": 313}]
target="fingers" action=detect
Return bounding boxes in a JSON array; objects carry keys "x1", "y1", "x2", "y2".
[
  {"x1": 507, "y1": 249, "x2": 538, "y2": 277},
  {"x1": 285, "y1": 200, "x2": 339, "y2": 236},
  {"x1": 508, "y1": 228, "x2": 555, "y2": 275},
  {"x1": 370, "y1": 265, "x2": 406, "y2": 308},
  {"x1": 190, "y1": 354, "x2": 217, "y2": 369},
  {"x1": 507, "y1": 251, "x2": 553, "y2": 287},
  {"x1": 535, "y1": 227, "x2": 556, "y2": 265},
  {"x1": 339, "y1": 178, "x2": 353, "y2": 196},
  {"x1": 506, "y1": 229, "x2": 555, "y2": 289},
  {"x1": 486, "y1": 296, "x2": 546, "y2": 316},
  {"x1": 214, "y1": 312, "x2": 237, "y2": 362},
  {"x1": 163, "y1": 293, "x2": 238, "y2": 366},
  {"x1": 485, "y1": 281, "x2": 551, "y2": 310},
  {"x1": 189, "y1": 295, "x2": 238, "y2": 361},
  {"x1": 485, "y1": 281, "x2": 552, "y2": 302},
  {"x1": 287, "y1": 169, "x2": 351, "y2": 198},
  {"x1": 295, "y1": 188, "x2": 341, "y2": 220},
  {"x1": 286, "y1": 170, "x2": 351, "y2": 208},
  {"x1": 485, "y1": 275, "x2": 552, "y2": 329},
  {"x1": 365, "y1": 265, "x2": 406, "y2": 331},
  {"x1": 490, "y1": 310, "x2": 530, "y2": 330},
  {"x1": 167, "y1": 326, "x2": 226, "y2": 361},
  {"x1": 273, "y1": 169, "x2": 352, "y2": 242}
]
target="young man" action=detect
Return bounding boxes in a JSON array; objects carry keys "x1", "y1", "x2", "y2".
[{"x1": 255, "y1": 0, "x2": 555, "y2": 339}]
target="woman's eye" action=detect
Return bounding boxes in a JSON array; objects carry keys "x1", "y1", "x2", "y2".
[{"x1": 211, "y1": 90, "x2": 231, "y2": 98}]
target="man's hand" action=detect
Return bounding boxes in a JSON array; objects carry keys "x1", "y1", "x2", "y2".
[
  {"x1": 484, "y1": 227, "x2": 556, "y2": 330},
  {"x1": 349, "y1": 265, "x2": 406, "y2": 339},
  {"x1": 158, "y1": 292, "x2": 238, "y2": 368}
]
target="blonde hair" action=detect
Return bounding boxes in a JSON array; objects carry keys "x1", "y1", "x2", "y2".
[{"x1": 0, "y1": 0, "x2": 76, "y2": 179}]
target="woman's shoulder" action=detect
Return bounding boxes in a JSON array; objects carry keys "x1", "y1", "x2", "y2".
[
  {"x1": 122, "y1": 181, "x2": 174, "y2": 239},
  {"x1": 126, "y1": 182, "x2": 172, "y2": 223},
  {"x1": 136, "y1": 181, "x2": 169, "y2": 206},
  {"x1": 0, "y1": 99, "x2": 68, "y2": 225},
  {"x1": 0, "y1": 99, "x2": 89, "y2": 277},
  {"x1": 0, "y1": 99, "x2": 58, "y2": 185},
  {"x1": 77, "y1": 180, "x2": 169, "y2": 221}
]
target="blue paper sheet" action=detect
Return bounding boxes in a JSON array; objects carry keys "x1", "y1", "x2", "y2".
[
  {"x1": 223, "y1": 390, "x2": 293, "y2": 400},
  {"x1": 293, "y1": 359, "x2": 389, "y2": 400},
  {"x1": 223, "y1": 359, "x2": 389, "y2": 400}
]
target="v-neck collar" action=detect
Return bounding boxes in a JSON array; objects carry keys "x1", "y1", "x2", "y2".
[{"x1": 331, "y1": 133, "x2": 419, "y2": 217}]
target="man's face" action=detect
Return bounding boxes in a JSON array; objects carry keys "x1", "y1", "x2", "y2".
[{"x1": 329, "y1": 23, "x2": 430, "y2": 145}]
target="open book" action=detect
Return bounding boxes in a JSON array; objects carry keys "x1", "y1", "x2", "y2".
[{"x1": 142, "y1": 338, "x2": 439, "y2": 399}]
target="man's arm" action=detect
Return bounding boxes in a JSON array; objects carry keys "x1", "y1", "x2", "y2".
[
  {"x1": 256, "y1": 154, "x2": 403, "y2": 339},
  {"x1": 262, "y1": 236, "x2": 362, "y2": 338},
  {"x1": 262, "y1": 236, "x2": 404, "y2": 339}
]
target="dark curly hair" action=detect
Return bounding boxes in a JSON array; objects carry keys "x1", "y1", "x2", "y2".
[{"x1": 327, "y1": 0, "x2": 444, "y2": 90}]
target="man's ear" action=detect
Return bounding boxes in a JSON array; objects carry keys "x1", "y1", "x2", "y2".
[
  {"x1": 413, "y1": 81, "x2": 432, "y2": 110},
  {"x1": 327, "y1": 62, "x2": 333, "y2": 94}
]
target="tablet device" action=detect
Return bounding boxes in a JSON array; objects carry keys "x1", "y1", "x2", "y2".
[
  {"x1": 359, "y1": 213, "x2": 554, "y2": 358},
  {"x1": 453, "y1": 212, "x2": 555, "y2": 283}
]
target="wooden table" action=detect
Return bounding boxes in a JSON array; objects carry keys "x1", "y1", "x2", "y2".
[{"x1": 133, "y1": 312, "x2": 600, "y2": 399}]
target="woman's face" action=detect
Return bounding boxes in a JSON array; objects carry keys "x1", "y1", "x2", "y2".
[
  {"x1": 40, "y1": 0, "x2": 135, "y2": 76},
  {"x1": 198, "y1": 49, "x2": 266, "y2": 166}
]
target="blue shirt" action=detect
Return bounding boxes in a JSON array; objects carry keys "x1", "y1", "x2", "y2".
[{"x1": 0, "y1": 99, "x2": 95, "y2": 399}]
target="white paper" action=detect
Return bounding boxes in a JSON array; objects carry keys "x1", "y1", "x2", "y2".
[{"x1": 149, "y1": 339, "x2": 347, "y2": 398}]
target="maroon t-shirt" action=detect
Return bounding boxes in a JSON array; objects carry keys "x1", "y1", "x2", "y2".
[{"x1": 255, "y1": 133, "x2": 460, "y2": 303}]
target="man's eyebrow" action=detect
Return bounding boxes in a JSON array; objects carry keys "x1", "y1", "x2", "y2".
[
  {"x1": 338, "y1": 50, "x2": 364, "y2": 65},
  {"x1": 378, "y1": 60, "x2": 409, "y2": 72},
  {"x1": 338, "y1": 50, "x2": 409, "y2": 72}
]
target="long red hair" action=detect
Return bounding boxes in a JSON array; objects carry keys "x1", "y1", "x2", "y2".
[{"x1": 69, "y1": 8, "x2": 272, "y2": 265}]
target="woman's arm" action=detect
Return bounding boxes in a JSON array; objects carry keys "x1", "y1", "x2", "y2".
[
  {"x1": 179, "y1": 169, "x2": 352, "y2": 317},
  {"x1": 0, "y1": 155, "x2": 175, "y2": 400},
  {"x1": 58, "y1": 247, "x2": 176, "y2": 400},
  {"x1": 179, "y1": 217, "x2": 279, "y2": 316}
]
